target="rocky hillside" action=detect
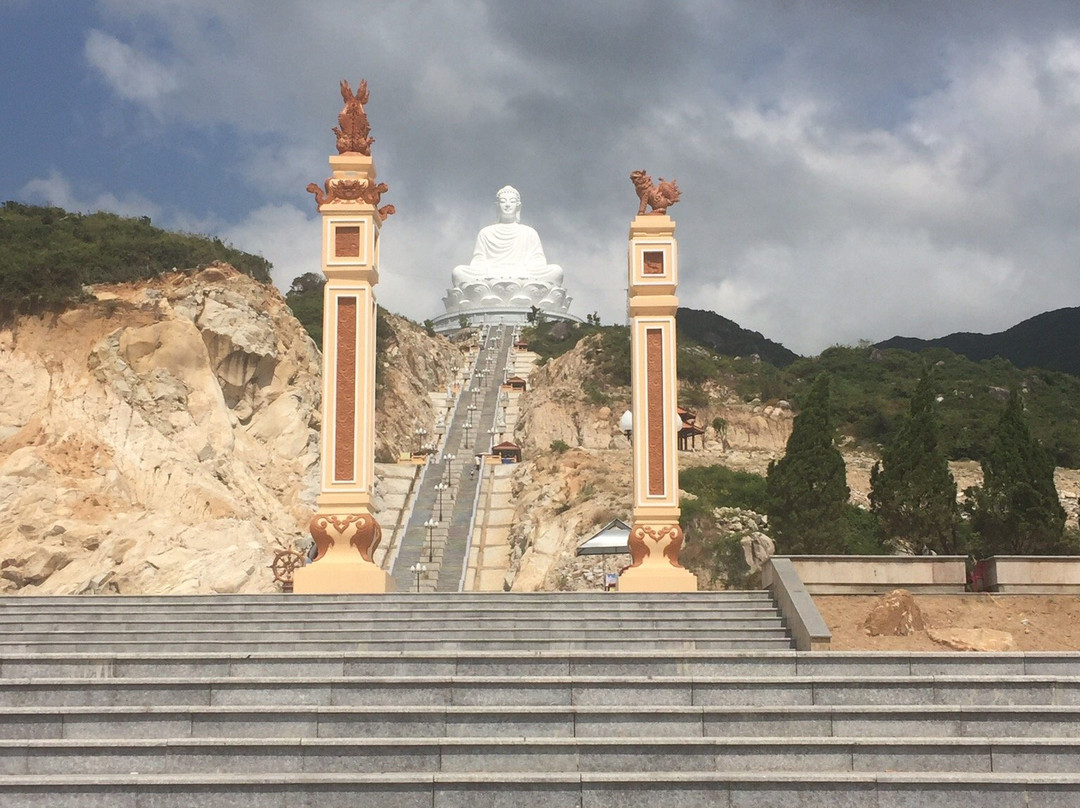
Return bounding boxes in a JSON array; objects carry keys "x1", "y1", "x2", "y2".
[
  {"x1": 0, "y1": 264, "x2": 458, "y2": 595},
  {"x1": 504, "y1": 335, "x2": 1080, "y2": 591},
  {"x1": 506, "y1": 335, "x2": 796, "y2": 590}
]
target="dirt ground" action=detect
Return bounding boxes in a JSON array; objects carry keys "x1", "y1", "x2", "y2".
[{"x1": 814, "y1": 593, "x2": 1080, "y2": 652}]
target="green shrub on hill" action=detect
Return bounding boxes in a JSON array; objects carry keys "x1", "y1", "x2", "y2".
[
  {"x1": 680, "y1": 465, "x2": 769, "y2": 516},
  {"x1": 0, "y1": 202, "x2": 272, "y2": 320}
]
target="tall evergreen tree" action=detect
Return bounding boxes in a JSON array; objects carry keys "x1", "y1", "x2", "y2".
[
  {"x1": 967, "y1": 390, "x2": 1068, "y2": 556},
  {"x1": 765, "y1": 373, "x2": 850, "y2": 554},
  {"x1": 870, "y1": 372, "x2": 960, "y2": 554}
]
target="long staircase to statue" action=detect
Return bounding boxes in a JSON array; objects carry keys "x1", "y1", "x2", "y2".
[
  {"x1": 1, "y1": 592, "x2": 1079, "y2": 806},
  {"x1": 390, "y1": 324, "x2": 513, "y2": 593}
]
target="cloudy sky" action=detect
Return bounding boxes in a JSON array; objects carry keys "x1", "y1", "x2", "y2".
[{"x1": 4, "y1": 1, "x2": 1080, "y2": 355}]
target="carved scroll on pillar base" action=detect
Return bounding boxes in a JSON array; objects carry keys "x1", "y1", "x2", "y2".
[
  {"x1": 292, "y1": 511, "x2": 395, "y2": 593},
  {"x1": 618, "y1": 522, "x2": 698, "y2": 592}
]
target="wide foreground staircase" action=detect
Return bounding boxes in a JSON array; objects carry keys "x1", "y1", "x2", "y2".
[{"x1": 0, "y1": 592, "x2": 1078, "y2": 806}]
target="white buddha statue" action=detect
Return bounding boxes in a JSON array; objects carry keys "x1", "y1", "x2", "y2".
[{"x1": 444, "y1": 186, "x2": 571, "y2": 314}]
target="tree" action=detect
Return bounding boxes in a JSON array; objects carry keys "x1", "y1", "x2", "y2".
[
  {"x1": 765, "y1": 373, "x2": 850, "y2": 553},
  {"x1": 870, "y1": 372, "x2": 960, "y2": 554},
  {"x1": 288, "y1": 272, "x2": 325, "y2": 296},
  {"x1": 966, "y1": 390, "x2": 1069, "y2": 556},
  {"x1": 285, "y1": 272, "x2": 325, "y2": 345}
]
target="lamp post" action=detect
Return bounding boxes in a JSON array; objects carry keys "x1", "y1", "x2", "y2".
[
  {"x1": 414, "y1": 427, "x2": 428, "y2": 454},
  {"x1": 465, "y1": 405, "x2": 478, "y2": 447},
  {"x1": 443, "y1": 453, "x2": 456, "y2": 485},
  {"x1": 434, "y1": 482, "x2": 448, "y2": 521},
  {"x1": 488, "y1": 428, "x2": 498, "y2": 452},
  {"x1": 409, "y1": 563, "x2": 426, "y2": 593},
  {"x1": 424, "y1": 518, "x2": 437, "y2": 563}
]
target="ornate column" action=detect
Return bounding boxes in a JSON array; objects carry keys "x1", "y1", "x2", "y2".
[
  {"x1": 619, "y1": 171, "x2": 697, "y2": 592},
  {"x1": 293, "y1": 80, "x2": 396, "y2": 594}
]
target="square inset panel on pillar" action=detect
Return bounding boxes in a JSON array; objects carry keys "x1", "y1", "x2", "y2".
[
  {"x1": 643, "y1": 251, "x2": 664, "y2": 275},
  {"x1": 335, "y1": 226, "x2": 361, "y2": 258}
]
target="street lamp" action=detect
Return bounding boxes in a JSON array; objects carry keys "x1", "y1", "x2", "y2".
[
  {"x1": 414, "y1": 427, "x2": 428, "y2": 454},
  {"x1": 488, "y1": 427, "x2": 499, "y2": 452},
  {"x1": 409, "y1": 563, "x2": 427, "y2": 593},
  {"x1": 619, "y1": 410, "x2": 633, "y2": 440},
  {"x1": 424, "y1": 518, "x2": 437, "y2": 562},
  {"x1": 434, "y1": 482, "x2": 448, "y2": 521},
  {"x1": 443, "y1": 453, "x2": 456, "y2": 485}
]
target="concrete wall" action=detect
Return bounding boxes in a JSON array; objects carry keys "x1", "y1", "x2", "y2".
[
  {"x1": 980, "y1": 556, "x2": 1080, "y2": 593},
  {"x1": 786, "y1": 555, "x2": 968, "y2": 594}
]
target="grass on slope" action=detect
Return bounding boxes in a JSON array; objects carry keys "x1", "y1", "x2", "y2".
[{"x1": 0, "y1": 202, "x2": 272, "y2": 320}]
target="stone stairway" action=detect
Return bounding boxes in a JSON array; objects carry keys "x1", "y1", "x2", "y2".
[
  {"x1": 390, "y1": 325, "x2": 513, "y2": 593},
  {"x1": 1, "y1": 593, "x2": 1079, "y2": 806}
]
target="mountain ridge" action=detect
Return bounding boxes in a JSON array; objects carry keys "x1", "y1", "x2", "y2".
[
  {"x1": 677, "y1": 307, "x2": 800, "y2": 368},
  {"x1": 876, "y1": 307, "x2": 1080, "y2": 378}
]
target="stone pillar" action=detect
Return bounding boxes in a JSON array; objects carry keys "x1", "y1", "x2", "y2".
[
  {"x1": 619, "y1": 214, "x2": 697, "y2": 592},
  {"x1": 293, "y1": 146, "x2": 394, "y2": 592}
]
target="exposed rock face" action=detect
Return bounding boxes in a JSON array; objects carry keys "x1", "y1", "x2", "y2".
[
  {"x1": 375, "y1": 313, "x2": 463, "y2": 462},
  {"x1": 711, "y1": 508, "x2": 775, "y2": 573},
  {"x1": 514, "y1": 336, "x2": 794, "y2": 460},
  {"x1": 507, "y1": 337, "x2": 791, "y2": 591},
  {"x1": 0, "y1": 265, "x2": 459, "y2": 595},
  {"x1": 506, "y1": 447, "x2": 632, "y2": 591},
  {"x1": 514, "y1": 337, "x2": 630, "y2": 454}
]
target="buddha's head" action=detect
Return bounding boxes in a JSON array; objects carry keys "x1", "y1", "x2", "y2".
[{"x1": 495, "y1": 186, "x2": 522, "y2": 223}]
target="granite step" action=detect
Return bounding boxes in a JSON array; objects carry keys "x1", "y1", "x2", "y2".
[
  {"x1": 0, "y1": 637, "x2": 797, "y2": 653},
  {"x1": 5, "y1": 593, "x2": 1078, "y2": 806},
  {"x1": 0, "y1": 650, "x2": 1073, "y2": 679},
  {"x1": 3, "y1": 735, "x2": 1079, "y2": 775},
  {"x1": 0, "y1": 770, "x2": 1077, "y2": 808},
  {"x1": 0, "y1": 603, "x2": 783, "y2": 620},
  {"x1": 0, "y1": 592, "x2": 778, "y2": 607},
  {"x1": 0, "y1": 703, "x2": 1077, "y2": 741},
  {"x1": 0, "y1": 616, "x2": 786, "y2": 633},
  {"x1": 1, "y1": 674, "x2": 1077, "y2": 708}
]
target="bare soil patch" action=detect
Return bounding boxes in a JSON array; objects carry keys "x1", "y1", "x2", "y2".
[{"x1": 815, "y1": 593, "x2": 1080, "y2": 652}]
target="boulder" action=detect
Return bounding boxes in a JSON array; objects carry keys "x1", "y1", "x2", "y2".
[
  {"x1": 864, "y1": 589, "x2": 925, "y2": 636},
  {"x1": 927, "y1": 627, "x2": 1017, "y2": 652}
]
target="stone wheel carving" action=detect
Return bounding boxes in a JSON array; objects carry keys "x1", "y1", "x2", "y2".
[{"x1": 271, "y1": 549, "x2": 306, "y2": 588}]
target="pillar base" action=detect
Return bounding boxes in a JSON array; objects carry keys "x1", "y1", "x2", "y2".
[
  {"x1": 292, "y1": 509, "x2": 393, "y2": 594},
  {"x1": 617, "y1": 563, "x2": 698, "y2": 593},
  {"x1": 293, "y1": 558, "x2": 394, "y2": 594}
]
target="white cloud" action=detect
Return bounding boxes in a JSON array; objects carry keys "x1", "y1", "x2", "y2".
[
  {"x1": 219, "y1": 204, "x2": 321, "y2": 293},
  {"x1": 84, "y1": 29, "x2": 177, "y2": 112},
  {"x1": 21, "y1": 170, "x2": 163, "y2": 220},
  {"x1": 42, "y1": 2, "x2": 1080, "y2": 354}
]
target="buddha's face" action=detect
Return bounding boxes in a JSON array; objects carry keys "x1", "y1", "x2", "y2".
[{"x1": 496, "y1": 193, "x2": 521, "y2": 222}]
